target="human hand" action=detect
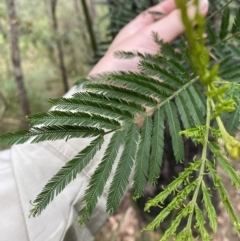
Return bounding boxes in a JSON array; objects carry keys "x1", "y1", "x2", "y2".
[{"x1": 90, "y1": 0, "x2": 209, "y2": 75}]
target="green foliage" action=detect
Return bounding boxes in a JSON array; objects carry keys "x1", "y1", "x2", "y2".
[
  {"x1": 133, "y1": 116, "x2": 152, "y2": 199},
  {"x1": 79, "y1": 130, "x2": 124, "y2": 222},
  {"x1": 164, "y1": 101, "x2": 184, "y2": 162},
  {"x1": 148, "y1": 109, "x2": 165, "y2": 185},
  {"x1": 0, "y1": 126, "x2": 104, "y2": 145},
  {"x1": 220, "y1": 8, "x2": 230, "y2": 40},
  {"x1": 1, "y1": 0, "x2": 240, "y2": 240},
  {"x1": 107, "y1": 123, "x2": 139, "y2": 214},
  {"x1": 30, "y1": 136, "x2": 104, "y2": 217}
]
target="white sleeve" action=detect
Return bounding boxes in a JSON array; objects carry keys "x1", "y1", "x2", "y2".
[{"x1": 0, "y1": 85, "x2": 113, "y2": 241}]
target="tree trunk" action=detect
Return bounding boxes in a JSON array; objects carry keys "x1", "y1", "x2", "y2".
[
  {"x1": 73, "y1": 0, "x2": 90, "y2": 50},
  {"x1": 50, "y1": 0, "x2": 69, "y2": 93},
  {"x1": 0, "y1": 19, "x2": 11, "y2": 78},
  {"x1": 89, "y1": 0, "x2": 96, "y2": 21},
  {"x1": 80, "y1": 0, "x2": 97, "y2": 56},
  {"x1": 5, "y1": 0, "x2": 30, "y2": 128}
]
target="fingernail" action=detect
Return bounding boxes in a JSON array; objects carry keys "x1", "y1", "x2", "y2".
[
  {"x1": 187, "y1": 0, "x2": 209, "y2": 17},
  {"x1": 199, "y1": 0, "x2": 208, "y2": 9},
  {"x1": 188, "y1": 0, "x2": 208, "y2": 9}
]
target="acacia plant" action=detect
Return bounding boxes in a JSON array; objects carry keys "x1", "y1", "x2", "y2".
[{"x1": 1, "y1": 0, "x2": 240, "y2": 240}]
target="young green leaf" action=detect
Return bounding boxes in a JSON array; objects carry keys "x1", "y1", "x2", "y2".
[
  {"x1": 195, "y1": 204, "x2": 211, "y2": 241},
  {"x1": 216, "y1": 178, "x2": 240, "y2": 232},
  {"x1": 210, "y1": 143, "x2": 240, "y2": 190},
  {"x1": 145, "y1": 181, "x2": 197, "y2": 231},
  {"x1": 201, "y1": 182, "x2": 218, "y2": 232},
  {"x1": 145, "y1": 159, "x2": 201, "y2": 210},
  {"x1": 160, "y1": 204, "x2": 192, "y2": 241}
]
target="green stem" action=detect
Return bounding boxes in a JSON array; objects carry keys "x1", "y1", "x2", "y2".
[
  {"x1": 207, "y1": 0, "x2": 234, "y2": 21},
  {"x1": 214, "y1": 81, "x2": 240, "y2": 87},
  {"x1": 80, "y1": 0, "x2": 97, "y2": 55},
  {"x1": 210, "y1": 32, "x2": 240, "y2": 50},
  {"x1": 210, "y1": 99, "x2": 229, "y2": 139},
  {"x1": 186, "y1": 96, "x2": 211, "y2": 230}
]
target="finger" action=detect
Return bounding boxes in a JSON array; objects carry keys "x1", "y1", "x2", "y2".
[
  {"x1": 130, "y1": 0, "x2": 209, "y2": 54},
  {"x1": 108, "y1": 0, "x2": 177, "y2": 52},
  {"x1": 132, "y1": 0, "x2": 177, "y2": 26}
]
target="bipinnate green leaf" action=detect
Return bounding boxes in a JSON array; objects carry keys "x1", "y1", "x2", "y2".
[
  {"x1": 225, "y1": 108, "x2": 240, "y2": 136},
  {"x1": 28, "y1": 111, "x2": 121, "y2": 130},
  {"x1": 145, "y1": 159, "x2": 201, "y2": 211},
  {"x1": 195, "y1": 204, "x2": 211, "y2": 241},
  {"x1": 133, "y1": 116, "x2": 152, "y2": 199},
  {"x1": 219, "y1": 56, "x2": 234, "y2": 71},
  {"x1": 201, "y1": 182, "x2": 218, "y2": 233},
  {"x1": 30, "y1": 136, "x2": 104, "y2": 217},
  {"x1": 154, "y1": 54, "x2": 189, "y2": 79},
  {"x1": 87, "y1": 83, "x2": 158, "y2": 107},
  {"x1": 51, "y1": 92, "x2": 144, "y2": 113},
  {"x1": 114, "y1": 50, "x2": 153, "y2": 61},
  {"x1": 78, "y1": 131, "x2": 124, "y2": 222},
  {"x1": 207, "y1": 160, "x2": 240, "y2": 233},
  {"x1": 176, "y1": 228, "x2": 193, "y2": 241},
  {"x1": 151, "y1": 34, "x2": 181, "y2": 60},
  {"x1": 209, "y1": 142, "x2": 240, "y2": 190},
  {"x1": 148, "y1": 109, "x2": 165, "y2": 185},
  {"x1": 183, "y1": 88, "x2": 204, "y2": 125},
  {"x1": 139, "y1": 61, "x2": 185, "y2": 87},
  {"x1": 217, "y1": 179, "x2": 240, "y2": 232},
  {"x1": 220, "y1": 8, "x2": 230, "y2": 40},
  {"x1": 175, "y1": 95, "x2": 193, "y2": 129},
  {"x1": 227, "y1": 44, "x2": 240, "y2": 58},
  {"x1": 206, "y1": 24, "x2": 216, "y2": 45},
  {"x1": 0, "y1": 126, "x2": 104, "y2": 146},
  {"x1": 231, "y1": 7, "x2": 240, "y2": 34},
  {"x1": 50, "y1": 95, "x2": 133, "y2": 121},
  {"x1": 164, "y1": 101, "x2": 184, "y2": 162},
  {"x1": 189, "y1": 85, "x2": 206, "y2": 114},
  {"x1": 160, "y1": 204, "x2": 192, "y2": 241},
  {"x1": 106, "y1": 124, "x2": 139, "y2": 214},
  {"x1": 219, "y1": 63, "x2": 240, "y2": 80},
  {"x1": 145, "y1": 181, "x2": 197, "y2": 231},
  {"x1": 108, "y1": 72, "x2": 170, "y2": 98}
]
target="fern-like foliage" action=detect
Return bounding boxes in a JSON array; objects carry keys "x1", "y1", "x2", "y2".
[
  {"x1": 1, "y1": 0, "x2": 240, "y2": 240},
  {"x1": 0, "y1": 37, "x2": 203, "y2": 219}
]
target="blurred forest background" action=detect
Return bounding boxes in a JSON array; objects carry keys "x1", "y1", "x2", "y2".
[{"x1": 0, "y1": 0, "x2": 109, "y2": 133}]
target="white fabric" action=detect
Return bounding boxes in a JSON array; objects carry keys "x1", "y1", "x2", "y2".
[{"x1": 0, "y1": 85, "x2": 113, "y2": 241}]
